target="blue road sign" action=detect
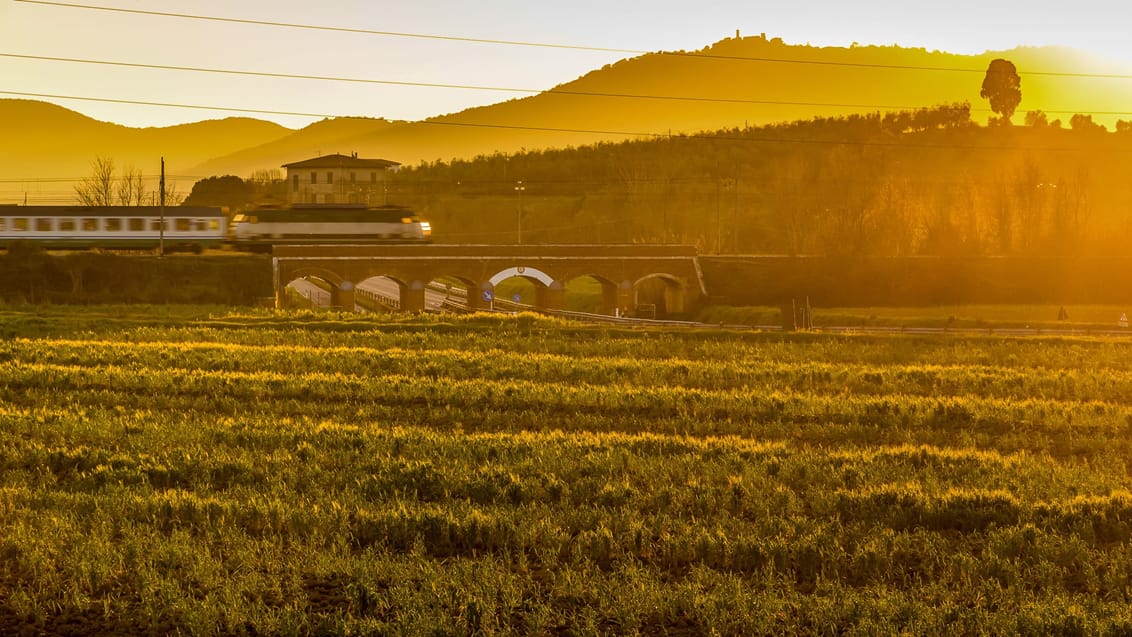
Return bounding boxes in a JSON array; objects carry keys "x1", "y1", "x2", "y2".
[{"x1": 482, "y1": 290, "x2": 494, "y2": 302}]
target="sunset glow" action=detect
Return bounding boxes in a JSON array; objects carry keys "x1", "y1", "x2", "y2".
[{"x1": 3, "y1": 0, "x2": 1132, "y2": 128}]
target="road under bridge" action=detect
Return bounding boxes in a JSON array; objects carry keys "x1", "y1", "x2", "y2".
[{"x1": 273, "y1": 244, "x2": 706, "y2": 316}]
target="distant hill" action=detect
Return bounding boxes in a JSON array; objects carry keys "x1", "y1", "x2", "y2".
[
  {"x1": 0, "y1": 99, "x2": 291, "y2": 189},
  {"x1": 5, "y1": 36, "x2": 1132, "y2": 200},
  {"x1": 190, "y1": 117, "x2": 401, "y2": 177}
]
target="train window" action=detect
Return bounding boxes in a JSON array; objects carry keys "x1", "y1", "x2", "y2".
[
  {"x1": 0, "y1": 219, "x2": 5, "y2": 230},
  {"x1": 151, "y1": 220, "x2": 167, "y2": 231},
  {"x1": 82, "y1": 218, "x2": 99, "y2": 231},
  {"x1": 175, "y1": 219, "x2": 191, "y2": 232},
  {"x1": 128, "y1": 218, "x2": 145, "y2": 232},
  {"x1": 59, "y1": 219, "x2": 75, "y2": 232},
  {"x1": 105, "y1": 218, "x2": 122, "y2": 232},
  {"x1": 208, "y1": 220, "x2": 220, "y2": 231},
  {"x1": 12, "y1": 218, "x2": 28, "y2": 231},
  {"x1": 35, "y1": 218, "x2": 53, "y2": 232}
]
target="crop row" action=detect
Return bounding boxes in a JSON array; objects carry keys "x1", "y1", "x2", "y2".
[
  {"x1": 8, "y1": 337, "x2": 1132, "y2": 405},
  {"x1": 2, "y1": 358, "x2": 1130, "y2": 462}
]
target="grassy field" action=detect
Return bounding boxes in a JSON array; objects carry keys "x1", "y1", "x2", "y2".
[
  {"x1": 700, "y1": 303, "x2": 1132, "y2": 331},
  {"x1": 2, "y1": 306, "x2": 1132, "y2": 635}
]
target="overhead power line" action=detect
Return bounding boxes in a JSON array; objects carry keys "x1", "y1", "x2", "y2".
[
  {"x1": 0, "y1": 53, "x2": 997, "y2": 111},
  {"x1": 14, "y1": 0, "x2": 1132, "y2": 80},
  {"x1": 12, "y1": 0, "x2": 634, "y2": 54}
]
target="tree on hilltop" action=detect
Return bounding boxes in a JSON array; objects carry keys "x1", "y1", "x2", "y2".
[{"x1": 980, "y1": 59, "x2": 1022, "y2": 125}]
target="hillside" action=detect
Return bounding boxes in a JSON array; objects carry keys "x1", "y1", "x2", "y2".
[
  {"x1": 5, "y1": 36, "x2": 1132, "y2": 198},
  {"x1": 387, "y1": 104, "x2": 1132, "y2": 258},
  {"x1": 190, "y1": 116, "x2": 401, "y2": 177},
  {"x1": 191, "y1": 37, "x2": 1132, "y2": 177}
]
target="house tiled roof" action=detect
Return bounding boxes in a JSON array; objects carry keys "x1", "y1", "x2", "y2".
[{"x1": 281, "y1": 154, "x2": 400, "y2": 169}]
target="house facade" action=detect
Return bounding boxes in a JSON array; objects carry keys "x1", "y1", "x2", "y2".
[{"x1": 282, "y1": 153, "x2": 401, "y2": 205}]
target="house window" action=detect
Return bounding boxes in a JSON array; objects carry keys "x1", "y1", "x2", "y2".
[
  {"x1": 311, "y1": 172, "x2": 317, "y2": 185},
  {"x1": 327, "y1": 172, "x2": 333, "y2": 185},
  {"x1": 371, "y1": 172, "x2": 377, "y2": 183},
  {"x1": 292, "y1": 174, "x2": 299, "y2": 192},
  {"x1": 350, "y1": 172, "x2": 356, "y2": 183},
  {"x1": 35, "y1": 218, "x2": 53, "y2": 232}
]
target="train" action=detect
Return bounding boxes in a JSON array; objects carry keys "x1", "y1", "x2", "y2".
[
  {"x1": 230, "y1": 203, "x2": 431, "y2": 250},
  {"x1": 0, "y1": 203, "x2": 431, "y2": 252}
]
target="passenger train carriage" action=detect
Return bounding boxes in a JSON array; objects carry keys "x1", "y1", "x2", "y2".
[
  {"x1": 0, "y1": 205, "x2": 226, "y2": 253},
  {"x1": 0, "y1": 203, "x2": 432, "y2": 251}
]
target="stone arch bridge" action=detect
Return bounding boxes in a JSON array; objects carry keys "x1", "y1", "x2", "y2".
[{"x1": 273, "y1": 244, "x2": 706, "y2": 315}]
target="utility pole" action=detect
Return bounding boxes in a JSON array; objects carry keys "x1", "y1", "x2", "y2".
[
  {"x1": 715, "y1": 177, "x2": 722, "y2": 254},
  {"x1": 159, "y1": 157, "x2": 165, "y2": 257},
  {"x1": 514, "y1": 180, "x2": 525, "y2": 244}
]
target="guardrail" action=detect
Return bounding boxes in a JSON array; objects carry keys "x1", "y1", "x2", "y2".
[{"x1": 356, "y1": 287, "x2": 399, "y2": 311}]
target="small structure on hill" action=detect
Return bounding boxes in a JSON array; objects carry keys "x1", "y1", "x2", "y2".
[{"x1": 282, "y1": 153, "x2": 400, "y2": 205}]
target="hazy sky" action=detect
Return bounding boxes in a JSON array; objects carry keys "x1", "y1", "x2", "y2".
[{"x1": 4, "y1": 0, "x2": 1132, "y2": 129}]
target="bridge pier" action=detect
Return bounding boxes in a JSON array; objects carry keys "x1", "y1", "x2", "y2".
[
  {"x1": 331, "y1": 282, "x2": 355, "y2": 310},
  {"x1": 468, "y1": 282, "x2": 494, "y2": 311},
  {"x1": 535, "y1": 282, "x2": 565, "y2": 311},
  {"x1": 664, "y1": 283, "x2": 687, "y2": 314},
  {"x1": 401, "y1": 280, "x2": 426, "y2": 312},
  {"x1": 599, "y1": 280, "x2": 636, "y2": 316}
]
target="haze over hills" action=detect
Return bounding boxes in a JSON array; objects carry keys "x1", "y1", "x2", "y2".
[
  {"x1": 0, "y1": 100, "x2": 290, "y2": 180},
  {"x1": 5, "y1": 35, "x2": 1132, "y2": 200}
]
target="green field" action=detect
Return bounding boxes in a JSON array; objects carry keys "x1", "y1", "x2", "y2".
[{"x1": 3, "y1": 306, "x2": 1132, "y2": 635}]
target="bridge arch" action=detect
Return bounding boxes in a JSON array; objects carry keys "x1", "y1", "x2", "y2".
[
  {"x1": 635, "y1": 273, "x2": 689, "y2": 315},
  {"x1": 489, "y1": 266, "x2": 554, "y2": 287},
  {"x1": 279, "y1": 267, "x2": 349, "y2": 308},
  {"x1": 558, "y1": 272, "x2": 630, "y2": 315},
  {"x1": 273, "y1": 244, "x2": 704, "y2": 316}
]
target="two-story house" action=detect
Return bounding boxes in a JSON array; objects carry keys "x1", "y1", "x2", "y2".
[{"x1": 282, "y1": 153, "x2": 401, "y2": 205}]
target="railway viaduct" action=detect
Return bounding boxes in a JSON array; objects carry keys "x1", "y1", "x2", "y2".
[{"x1": 272, "y1": 244, "x2": 706, "y2": 315}]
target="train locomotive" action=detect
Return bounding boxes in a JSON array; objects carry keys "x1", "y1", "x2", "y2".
[
  {"x1": 230, "y1": 203, "x2": 431, "y2": 250},
  {"x1": 0, "y1": 203, "x2": 431, "y2": 252}
]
